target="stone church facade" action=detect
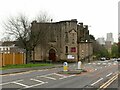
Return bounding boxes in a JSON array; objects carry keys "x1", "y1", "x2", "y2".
[{"x1": 31, "y1": 19, "x2": 93, "y2": 62}]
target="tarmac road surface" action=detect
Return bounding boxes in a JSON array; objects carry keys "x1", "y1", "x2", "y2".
[{"x1": 1, "y1": 60, "x2": 119, "y2": 90}]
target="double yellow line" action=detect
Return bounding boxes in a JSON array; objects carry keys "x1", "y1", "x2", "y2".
[{"x1": 98, "y1": 73, "x2": 118, "y2": 90}]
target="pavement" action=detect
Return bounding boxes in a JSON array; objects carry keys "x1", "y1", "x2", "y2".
[{"x1": 0, "y1": 64, "x2": 63, "y2": 75}]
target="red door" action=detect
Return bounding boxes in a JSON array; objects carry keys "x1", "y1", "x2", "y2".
[{"x1": 49, "y1": 49, "x2": 56, "y2": 62}]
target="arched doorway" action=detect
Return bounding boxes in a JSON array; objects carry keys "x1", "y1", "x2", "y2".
[{"x1": 49, "y1": 49, "x2": 56, "y2": 62}]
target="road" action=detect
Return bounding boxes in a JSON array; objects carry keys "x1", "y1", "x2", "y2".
[
  {"x1": 1, "y1": 60, "x2": 119, "y2": 90},
  {"x1": 103, "y1": 61, "x2": 120, "y2": 90},
  {"x1": 104, "y1": 78, "x2": 119, "y2": 89}
]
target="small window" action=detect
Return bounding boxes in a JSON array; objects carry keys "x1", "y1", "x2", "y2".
[
  {"x1": 3, "y1": 48, "x2": 5, "y2": 51},
  {"x1": 8, "y1": 47, "x2": 10, "y2": 51},
  {"x1": 1, "y1": 48, "x2": 3, "y2": 51},
  {"x1": 5, "y1": 48, "x2": 7, "y2": 50},
  {"x1": 65, "y1": 46, "x2": 68, "y2": 53},
  {"x1": 6, "y1": 48, "x2": 8, "y2": 51}
]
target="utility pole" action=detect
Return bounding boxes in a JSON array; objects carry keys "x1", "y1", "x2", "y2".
[{"x1": 118, "y1": 33, "x2": 120, "y2": 57}]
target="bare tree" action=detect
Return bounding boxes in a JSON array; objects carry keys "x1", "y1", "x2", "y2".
[
  {"x1": 4, "y1": 15, "x2": 32, "y2": 63},
  {"x1": 4, "y1": 12, "x2": 52, "y2": 64},
  {"x1": 1, "y1": 36, "x2": 11, "y2": 42},
  {"x1": 118, "y1": 33, "x2": 120, "y2": 57},
  {"x1": 36, "y1": 11, "x2": 52, "y2": 22}
]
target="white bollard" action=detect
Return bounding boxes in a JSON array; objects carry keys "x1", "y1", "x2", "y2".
[{"x1": 78, "y1": 61, "x2": 82, "y2": 69}]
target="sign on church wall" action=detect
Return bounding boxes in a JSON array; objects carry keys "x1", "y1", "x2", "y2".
[
  {"x1": 71, "y1": 47, "x2": 76, "y2": 52},
  {"x1": 67, "y1": 55, "x2": 75, "y2": 59}
]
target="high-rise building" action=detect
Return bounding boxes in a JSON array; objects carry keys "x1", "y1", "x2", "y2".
[{"x1": 106, "y1": 33, "x2": 114, "y2": 44}]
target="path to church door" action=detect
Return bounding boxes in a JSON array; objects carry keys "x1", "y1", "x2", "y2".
[{"x1": 49, "y1": 49, "x2": 56, "y2": 62}]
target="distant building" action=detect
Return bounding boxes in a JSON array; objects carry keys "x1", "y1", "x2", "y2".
[
  {"x1": 0, "y1": 41, "x2": 24, "y2": 53},
  {"x1": 105, "y1": 33, "x2": 114, "y2": 53},
  {"x1": 0, "y1": 41, "x2": 25, "y2": 66},
  {"x1": 96, "y1": 37, "x2": 105, "y2": 45},
  {"x1": 106, "y1": 33, "x2": 114, "y2": 44}
]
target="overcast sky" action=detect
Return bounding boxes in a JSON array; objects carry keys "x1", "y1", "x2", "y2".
[{"x1": 0, "y1": 0, "x2": 119, "y2": 42}]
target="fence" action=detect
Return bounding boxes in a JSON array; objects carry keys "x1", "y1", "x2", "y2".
[{"x1": 0, "y1": 53, "x2": 25, "y2": 67}]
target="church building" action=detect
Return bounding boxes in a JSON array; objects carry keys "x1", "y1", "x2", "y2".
[{"x1": 31, "y1": 19, "x2": 93, "y2": 62}]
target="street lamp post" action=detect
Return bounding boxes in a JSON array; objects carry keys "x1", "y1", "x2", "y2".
[
  {"x1": 77, "y1": 44, "x2": 79, "y2": 62},
  {"x1": 118, "y1": 33, "x2": 120, "y2": 57}
]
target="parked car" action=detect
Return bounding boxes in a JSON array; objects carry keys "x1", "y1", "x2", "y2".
[
  {"x1": 100, "y1": 57, "x2": 106, "y2": 61},
  {"x1": 117, "y1": 58, "x2": 120, "y2": 62},
  {"x1": 106, "y1": 57, "x2": 110, "y2": 60}
]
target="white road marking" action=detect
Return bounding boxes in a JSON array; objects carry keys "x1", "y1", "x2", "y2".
[
  {"x1": 25, "y1": 82, "x2": 47, "y2": 88},
  {"x1": 37, "y1": 73, "x2": 57, "y2": 80},
  {"x1": 106, "y1": 73, "x2": 113, "y2": 77},
  {"x1": 93, "y1": 63, "x2": 96, "y2": 65},
  {"x1": 37, "y1": 72, "x2": 75, "y2": 80},
  {"x1": 53, "y1": 73, "x2": 66, "y2": 77},
  {"x1": 42, "y1": 73, "x2": 55, "y2": 76},
  {"x1": 91, "y1": 78, "x2": 103, "y2": 86},
  {"x1": 59, "y1": 77, "x2": 67, "y2": 79},
  {"x1": 67, "y1": 75, "x2": 75, "y2": 77},
  {"x1": 39, "y1": 76, "x2": 56, "y2": 80},
  {"x1": 99, "y1": 73, "x2": 118, "y2": 89},
  {"x1": 0, "y1": 79, "x2": 23, "y2": 86},
  {"x1": 59, "y1": 75, "x2": 75, "y2": 79},
  {"x1": 12, "y1": 82, "x2": 29, "y2": 87},
  {"x1": 30, "y1": 78, "x2": 45, "y2": 83},
  {"x1": 37, "y1": 73, "x2": 54, "y2": 77}
]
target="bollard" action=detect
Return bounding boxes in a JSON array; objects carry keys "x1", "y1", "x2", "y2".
[
  {"x1": 63, "y1": 62, "x2": 68, "y2": 71},
  {"x1": 78, "y1": 61, "x2": 82, "y2": 69}
]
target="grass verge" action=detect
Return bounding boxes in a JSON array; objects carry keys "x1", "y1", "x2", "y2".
[{"x1": 1, "y1": 63, "x2": 53, "y2": 70}]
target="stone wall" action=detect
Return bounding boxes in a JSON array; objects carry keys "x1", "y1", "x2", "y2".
[{"x1": 78, "y1": 42, "x2": 93, "y2": 62}]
